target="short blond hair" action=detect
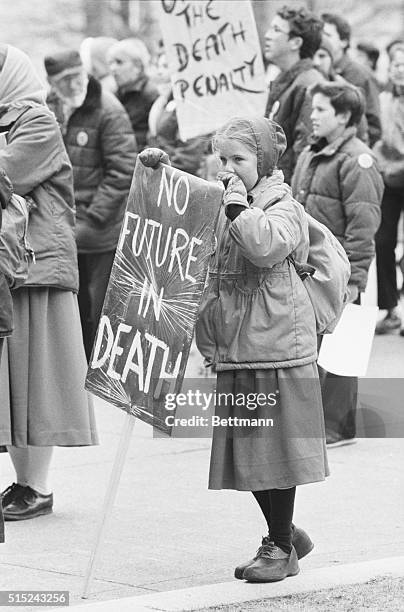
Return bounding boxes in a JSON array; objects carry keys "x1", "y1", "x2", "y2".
[{"x1": 107, "y1": 38, "x2": 150, "y2": 72}]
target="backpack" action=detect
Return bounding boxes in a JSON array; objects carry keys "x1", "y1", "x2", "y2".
[
  {"x1": 289, "y1": 213, "x2": 351, "y2": 335},
  {"x1": 0, "y1": 193, "x2": 35, "y2": 290}
]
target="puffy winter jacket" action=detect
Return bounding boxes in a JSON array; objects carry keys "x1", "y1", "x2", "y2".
[
  {"x1": 48, "y1": 77, "x2": 137, "y2": 254},
  {"x1": 195, "y1": 116, "x2": 318, "y2": 370},
  {"x1": 292, "y1": 127, "x2": 383, "y2": 291}
]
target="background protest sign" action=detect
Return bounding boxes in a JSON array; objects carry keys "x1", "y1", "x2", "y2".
[
  {"x1": 85, "y1": 159, "x2": 223, "y2": 435},
  {"x1": 158, "y1": 0, "x2": 267, "y2": 140}
]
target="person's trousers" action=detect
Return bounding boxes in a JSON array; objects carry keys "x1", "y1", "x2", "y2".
[
  {"x1": 318, "y1": 368, "x2": 358, "y2": 440},
  {"x1": 375, "y1": 185, "x2": 404, "y2": 310},
  {"x1": 317, "y1": 293, "x2": 360, "y2": 441},
  {"x1": 78, "y1": 251, "x2": 115, "y2": 361}
]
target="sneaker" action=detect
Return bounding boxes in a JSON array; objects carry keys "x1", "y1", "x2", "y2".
[
  {"x1": 375, "y1": 313, "x2": 401, "y2": 335},
  {"x1": 3, "y1": 486, "x2": 53, "y2": 521},
  {"x1": 234, "y1": 525, "x2": 313, "y2": 580},
  {"x1": 242, "y1": 542, "x2": 299, "y2": 583},
  {"x1": 326, "y1": 437, "x2": 357, "y2": 448},
  {"x1": 1, "y1": 483, "x2": 26, "y2": 508}
]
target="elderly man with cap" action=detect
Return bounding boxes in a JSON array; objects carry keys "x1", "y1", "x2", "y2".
[{"x1": 45, "y1": 49, "x2": 137, "y2": 360}]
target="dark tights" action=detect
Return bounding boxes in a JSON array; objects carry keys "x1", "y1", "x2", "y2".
[{"x1": 252, "y1": 487, "x2": 296, "y2": 554}]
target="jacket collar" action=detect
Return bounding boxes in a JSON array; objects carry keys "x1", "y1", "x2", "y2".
[
  {"x1": 118, "y1": 75, "x2": 148, "y2": 96},
  {"x1": 334, "y1": 52, "x2": 351, "y2": 75},
  {"x1": 80, "y1": 76, "x2": 102, "y2": 112},
  {"x1": 267, "y1": 58, "x2": 314, "y2": 105},
  {"x1": 310, "y1": 126, "x2": 357, "y2": 156},
  {"x1": 248, "y1": 170, "x2": 291, "y2": 209}
]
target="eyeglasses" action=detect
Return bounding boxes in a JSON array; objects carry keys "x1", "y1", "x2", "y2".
[{"x1": 267, "y1": 24, "x2": 290, "y2": 35}]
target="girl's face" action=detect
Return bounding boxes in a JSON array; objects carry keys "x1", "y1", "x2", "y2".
[{"x1": 216, "y1": 138, "x2": 258, "y2": 192}]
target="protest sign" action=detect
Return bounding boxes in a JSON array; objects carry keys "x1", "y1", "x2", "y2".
[
  {"x1": 85, "y1": 159, "x2": 223, "y2": 434},
  {"x1": 158, "y1": 0, "x2": 267, "y2": 140}
]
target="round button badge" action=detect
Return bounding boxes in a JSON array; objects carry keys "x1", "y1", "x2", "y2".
[{"x1": 76, "y1": 131, "x2": 89, "y2": 147}]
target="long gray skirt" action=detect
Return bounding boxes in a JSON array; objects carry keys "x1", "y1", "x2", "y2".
[
  {"x1": 209, "y1": 363, "x2": 329, "y2": 491},
  {"x1": 0, "y1": 287, "x2": 98, "y2": 447}
]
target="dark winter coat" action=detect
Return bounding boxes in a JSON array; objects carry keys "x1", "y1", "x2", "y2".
[
  {"x1": 0, "y1": 105, "x2": 79, "y2": 292},
  {"x1": 372, "y1": 87, "x2": 404, "y2": 188},
  {"x1": 265, "y1": 59, "x2": 324, "y2": 184},
  {"x1": 196, "y1": 117, "x2": 317, "y2": 371},
  {"x1": 334, "y1": 54, "x2": 381, "y2": 147},
  {"x1": 147, "y1": 95, "x2": 206, "y2": 175},
  {"x1": 48, "y1": 77, "x2": 137, "y2": 254},
  {"x1": 116, "y1": 75, "x2": 158, "y2": 151},
  {"x1": 291, "y1": 127, "x2": 383, "y2": 291}
]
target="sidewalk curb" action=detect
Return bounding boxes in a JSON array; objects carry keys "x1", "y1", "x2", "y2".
[{"x1": 55, "y1": 555, "x2": 404, "y2": 611}]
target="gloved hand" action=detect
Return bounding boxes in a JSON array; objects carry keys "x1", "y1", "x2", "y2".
[
  {"x1": 217, "y1": 171, "x2": 249, "y2": 221},
  {"x1": 139, "y1": 148, "x2": 171, "y2": 169},
  {"x1": 346, "y1": 283, "x2": 359, "y2": 304}
]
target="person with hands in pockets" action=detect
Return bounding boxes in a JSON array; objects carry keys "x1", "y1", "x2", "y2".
[
  {"x1": 292, "y1": 81, "x2": 383, "y2": 446},
  {"x1": 140, "y1": 116, "x2": 329, "y2": 583}
]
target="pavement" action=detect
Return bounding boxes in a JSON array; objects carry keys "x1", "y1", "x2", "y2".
[{"x1": 0, "y1": 318, "x2": 404, "y2": 611}]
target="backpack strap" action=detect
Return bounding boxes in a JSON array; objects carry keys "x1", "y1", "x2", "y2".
[{"x1": 287, "y1": 255, "x2": 316, "y2": 281}]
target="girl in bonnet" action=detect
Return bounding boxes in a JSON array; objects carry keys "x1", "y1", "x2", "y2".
[{"x1": 140, "y1": 115, "x2": 328, "y2": 582}]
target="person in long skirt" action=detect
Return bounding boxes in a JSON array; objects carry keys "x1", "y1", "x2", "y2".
[
  {"x1": 0, "y1": 44, "x2": 98, "y2": 521},
  {"x1": 140, "y1": 116, "x2": 329, "y2": 583}
]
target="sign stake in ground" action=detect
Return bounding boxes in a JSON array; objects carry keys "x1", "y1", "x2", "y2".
[{"x1": 82, "y1": 413, "x2": 135, "y2": 599}]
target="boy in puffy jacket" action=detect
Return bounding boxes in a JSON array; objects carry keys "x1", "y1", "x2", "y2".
[{"x1": 292, "y1": 81, "x2": 383, "y2": 445}]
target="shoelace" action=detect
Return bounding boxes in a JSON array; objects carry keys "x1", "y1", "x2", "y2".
[
  {"x1": 256, "y1": 541, "x2": 282, "y2": 560},
  {"x1": 1, "y1": 482, "x2": 26, "y2": 502}
]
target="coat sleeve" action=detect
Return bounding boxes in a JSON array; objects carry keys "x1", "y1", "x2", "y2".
[
  {"x1": 229, "y1": 198, "x2": 305, "y2": 268},
  {"x1": 86, "y1": 108, "x2": 137, "y2": 225},
  {"x1": 292, "y1": 87, "x2": 314, "y2": 165},
  {"x1": 0, "y1": 109, "x2": 67, "y2": 196},
  {"x1": 339, "y1": 155, "x2": 383, "y2": 290},
  {"x1": 362, "y1": 75, "x2": 381, "y2": 147}
]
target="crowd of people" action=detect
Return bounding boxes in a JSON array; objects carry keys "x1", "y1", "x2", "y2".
[{"x1": 0, "y1": 3, "x2": 403, "y2": 584}]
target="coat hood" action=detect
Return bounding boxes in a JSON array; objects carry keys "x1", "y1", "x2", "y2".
[
  {"x1": 249, "y1": 116, "x2": 287, "y2": 179},
  {"x1": 215, "y1": 116, "x2": 287, "y2": 180}
]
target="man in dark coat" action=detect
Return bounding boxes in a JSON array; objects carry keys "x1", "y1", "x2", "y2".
[
  {"x1": 321, "y1": 13, "x2": 381, "y2": 147},
  {"x1": 107, "y1": 38, "x2": 158, "y2": 151},
  {"x1": 264, "y1": 5, "x2": 324, "y2": 184},
  {"x1": 45, "y1": 50, "x2": 137, "y2": 360}
]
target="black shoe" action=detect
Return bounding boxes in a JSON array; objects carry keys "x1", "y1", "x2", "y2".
[
  {"x1": 1, "y1": 483, "x2": 27, "y2": 508},
  {"x1": 234, "y1": 525, "x2": 313, "y2": 580},
  {"x1": 375, "y1": 313, "x2": 401, "y2": 335},
  {"x1": 243, "y1": 542, "x2": 299, "y2": 582},
  {"x1": 3, "y1": 486, "x2": 53, "y2": 521}
]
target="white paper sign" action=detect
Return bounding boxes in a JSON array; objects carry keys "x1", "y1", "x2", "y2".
[
  {"x1": 158, "y1": 0, "x2": 268, "y2": 140},
  {"x1": 318, "y1": 304, "x2": 378, "y2": 377}
]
